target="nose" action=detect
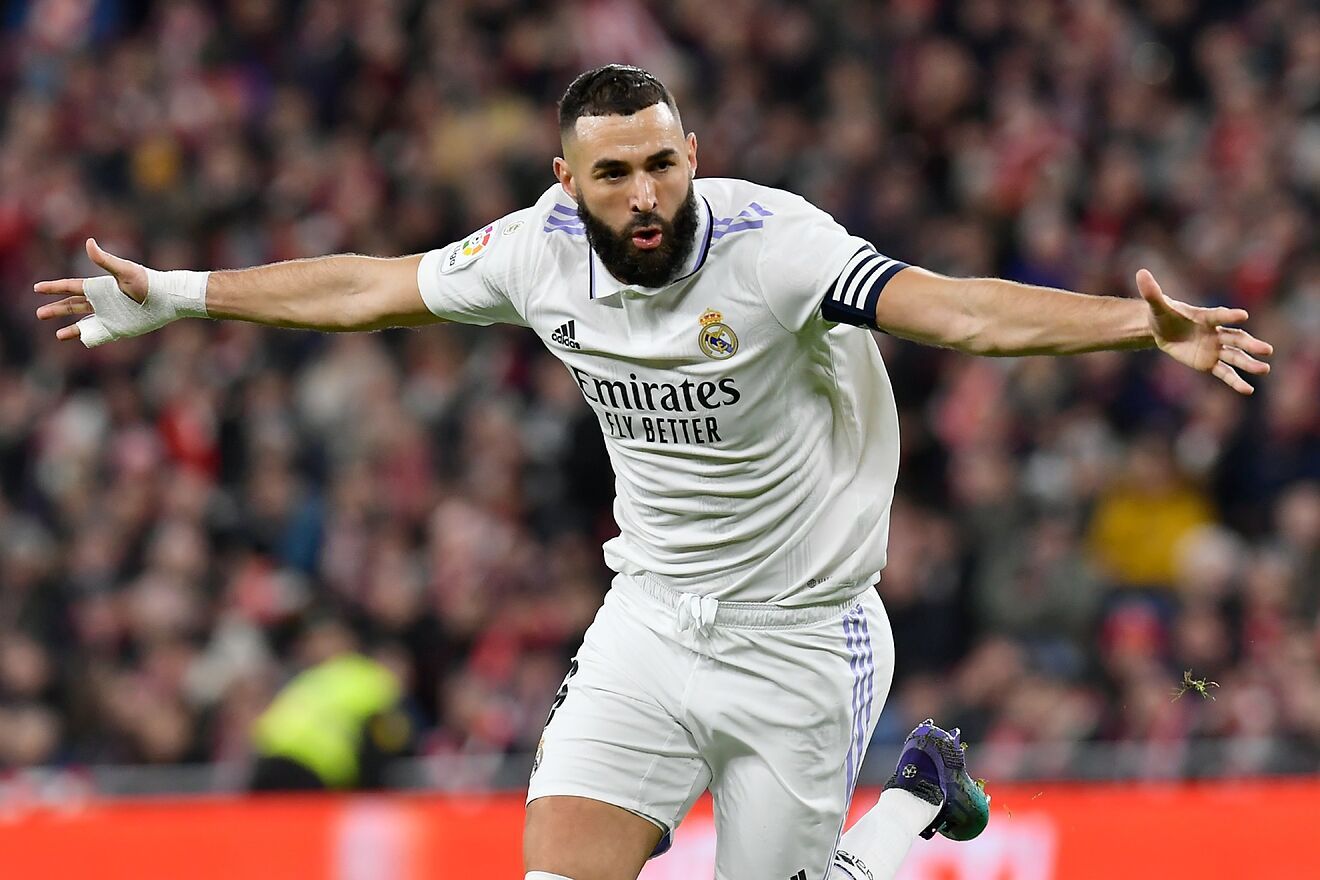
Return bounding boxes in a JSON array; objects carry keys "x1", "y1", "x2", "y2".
[{"x1": 629, "y1": 173, "x2": 657, "y2": 214}]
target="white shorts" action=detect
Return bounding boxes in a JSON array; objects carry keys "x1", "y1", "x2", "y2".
[{"x1": 527, "y1": 572, "x2": 895, "y2": 880}]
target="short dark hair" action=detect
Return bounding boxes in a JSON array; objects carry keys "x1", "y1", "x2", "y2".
[{"x1": 558, "y1": 64, "x2": 680, "y2": 136}]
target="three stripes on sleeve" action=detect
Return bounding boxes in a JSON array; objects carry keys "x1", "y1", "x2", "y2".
[{"x1": 820, "y1": 247, "x2": 909, "y2": 329}]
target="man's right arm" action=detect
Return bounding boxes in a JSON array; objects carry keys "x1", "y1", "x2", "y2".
[{"x1": 34, "y1": 238, "x2": 441, "y2": 346}]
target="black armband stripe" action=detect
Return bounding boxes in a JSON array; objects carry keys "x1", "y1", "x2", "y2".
[
  {"x1": 821, "y1": 247, "x2": 910, "y2": 328},
  {"x1": 829, "y1": 247, "x2": 876, "y2": 307},
  {"x1": 863, "y1": 260, "x2": 909, "y2": 316},
  {"x1": 845, "y1": 257, "x2": 889, "y2": 308}
]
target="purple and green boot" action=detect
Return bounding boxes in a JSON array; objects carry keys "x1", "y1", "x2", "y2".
[{"x1": 883, "y1": 718, "x2": 991, "y2": 842}]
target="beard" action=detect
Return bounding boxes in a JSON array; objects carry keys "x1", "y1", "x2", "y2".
[{"x1": 578, "y1": 181, "x2": 700, "y2": 288}]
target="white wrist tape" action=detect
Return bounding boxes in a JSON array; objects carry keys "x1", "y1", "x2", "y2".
[{"x1": 78, "y1": 268, "x2": 209, "y2": 348}]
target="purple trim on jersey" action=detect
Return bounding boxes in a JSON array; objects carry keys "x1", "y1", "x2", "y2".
[
  {"x1": 545, "y1": 204, "x2": 584, "y2": 232},
  {"x1": 544, "y1": 212, "x2": 586, "y2": 236},
  {"x1": 710, "y1": 202, "x2": 776, "y2": 241},
  {"x1": 711, "y1": 219, "x2": 764, "y2": 239}
]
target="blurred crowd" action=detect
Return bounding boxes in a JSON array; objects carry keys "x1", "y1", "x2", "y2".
[{"x1": 0, "y1": 0, "x2": 1317, "y2": 788}]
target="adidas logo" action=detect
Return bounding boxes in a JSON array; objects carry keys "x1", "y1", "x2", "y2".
[{"x1": 551, "y1": 319, "x2": 581, "y2": 349}]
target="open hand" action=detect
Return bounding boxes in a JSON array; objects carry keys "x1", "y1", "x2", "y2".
[
  {"x1": 34, "y1": 239, "x2": 148, "y2": 342},
  {"x1": 1137, "y1": 269, "x2": 1273, "y2": 395}
]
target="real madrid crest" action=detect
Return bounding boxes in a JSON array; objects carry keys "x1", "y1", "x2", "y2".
[{"x1": 698, "y1": 308, "x2": 738, "y2": 360}]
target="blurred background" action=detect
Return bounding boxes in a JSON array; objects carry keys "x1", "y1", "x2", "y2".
[{"x1": 0, "y1": 0, "x2": 1317, "y2": 867}]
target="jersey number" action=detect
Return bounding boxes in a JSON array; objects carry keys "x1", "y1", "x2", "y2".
[{"x1": 543, "y1": 658, "x2": 580, "y2": 729}]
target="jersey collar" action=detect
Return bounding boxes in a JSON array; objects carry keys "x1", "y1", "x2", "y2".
[{"x1": 588, "y1": 196, "x2": 714, "y2": 300}]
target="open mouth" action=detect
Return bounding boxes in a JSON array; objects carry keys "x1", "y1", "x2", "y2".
[{"x1": 631, "y1": 226, "x2": 663, "y2": 250}]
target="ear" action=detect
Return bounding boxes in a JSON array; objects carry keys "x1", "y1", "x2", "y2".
[
  {"x1": 553, "y1": 157, "x2": 576, "y2": 200},
  {"x1": 686, "y1": 132, "x2": 698, "y2": 175}
]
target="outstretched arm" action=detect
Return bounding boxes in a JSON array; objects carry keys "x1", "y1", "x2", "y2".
[
  {"x1": 872, "y1": 267, "x2": 1273, "y2": 394},
  {"x1": 34, "y1": 238, "x2": 439, "y2": 345}
]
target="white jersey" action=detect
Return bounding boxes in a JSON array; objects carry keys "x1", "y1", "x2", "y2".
[{"x1": 417, "y1": 178, "x2": 909, "y2": 605}]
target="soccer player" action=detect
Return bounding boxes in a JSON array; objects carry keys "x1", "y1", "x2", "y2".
[{"x1": 34, "y1": 65, "x2": 1272, "y2": 880}]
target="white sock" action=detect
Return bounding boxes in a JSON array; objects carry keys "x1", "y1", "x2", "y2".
[
  {"x1": 829, "y1": 790, "x2": 940, "y2": 879},
  {"x1": 526, "y1": 873, "x2": 576, "y2": 880}
]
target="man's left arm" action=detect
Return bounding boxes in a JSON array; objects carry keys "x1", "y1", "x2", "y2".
[{"x1": 872, "y1": 267, "x2": 1273, "y2": 395}]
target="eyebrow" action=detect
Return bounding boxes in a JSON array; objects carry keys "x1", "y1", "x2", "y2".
[{"x1": 591, "y1": 148, "x2": 679, "y2": 173}]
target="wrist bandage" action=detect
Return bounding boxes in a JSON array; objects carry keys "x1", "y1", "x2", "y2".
[{"x1": 78, "y1": 268, "x2": 209, "y2": 348}]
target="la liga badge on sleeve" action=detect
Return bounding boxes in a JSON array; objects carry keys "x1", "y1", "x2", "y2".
[{"x1": 441, "y1": 223, "x2": 498, "y2": 274}]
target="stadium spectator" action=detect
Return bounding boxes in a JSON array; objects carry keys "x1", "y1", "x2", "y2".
[{"x1": 249, "y1": 617, "x2": 413, "y2": 792}]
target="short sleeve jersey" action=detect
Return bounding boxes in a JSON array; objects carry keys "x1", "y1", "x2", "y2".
[{"x1": 418, "y1": 179, "x2": 909, "y2": 605}]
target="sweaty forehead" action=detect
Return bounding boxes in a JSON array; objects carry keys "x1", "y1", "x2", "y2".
[{"x1": 565, "y1": 103, "x2": 685, "y2": 165}]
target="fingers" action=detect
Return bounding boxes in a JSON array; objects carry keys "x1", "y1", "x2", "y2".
[
  {"x1": 1219, "y1": 326, "x2": 1274, "y2": 358},
  {"x1": 36, "y1": 238, "x2": 145, "y2": 301},
  {"x1": 33, "y1": 278, "x2": 89, "y2": 296},
  {"x1": 1212, "y1": 361, "x2": 1254, "y2": 395},
  {"x1": 38, "y1": 301, "x2": 89, "y2": 341},
  {"x1": 1219, "y1": 345, "x2": 1270, "y2": 376},
  {"x1": 36, "y1": 240, "x2": 149, "y2": 323},
  {"x1": 1135, "y1": 268, "x2": 1172, "y2": 313},
  {"x1": 1137, "y1": 269, "x2": 1258, "y2": 329},
  {"x1": 86, "y1": 237, "x2": 135, "y2": 278},
  {"x1": 35, "y1": 295, "x2": 92, "y2": 321},
  {"x1": 1198, "y1": 305, "x2": 1250, "y2": 326}
]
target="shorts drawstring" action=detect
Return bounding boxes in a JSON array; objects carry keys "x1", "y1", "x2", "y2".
[{"x1": 676, "y1": 593, "x2": 720, "y2": 636}]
